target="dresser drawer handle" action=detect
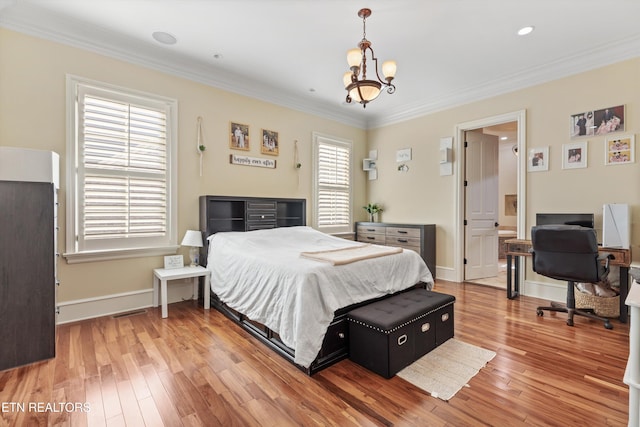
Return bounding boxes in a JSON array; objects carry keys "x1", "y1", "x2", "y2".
[
  {"x1": 397, "y1": 239, "x2": 408, "y2": 243},
  {"x1": 366, "y1": 228, "x2": 375, "y2": 232},
  {"x1": 397, "y1": 334, "x2": 407, "y2": 346},
  {"x1": 366, "y1": 236, "x2": 375, "y2": 240},
  {"x1": 396, "y1": 230, "x2": 408, "y2": 234}
]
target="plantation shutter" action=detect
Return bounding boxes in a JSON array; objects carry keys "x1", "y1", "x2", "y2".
[
  {"x1": 315, "y1": 136, "x2": 352, "y2": 231},
  {"x1": 77, "y1": 85, "x2": 170, "y2": 250}
]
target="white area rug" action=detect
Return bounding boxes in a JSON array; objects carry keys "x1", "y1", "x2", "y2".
[{"x1": 397, "y1": 339, "x2": 496, "y2": 401}]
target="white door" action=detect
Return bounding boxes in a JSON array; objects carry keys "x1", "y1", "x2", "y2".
[{"x1": 464, "y1": 130, "x2": 499, "y2": 280}]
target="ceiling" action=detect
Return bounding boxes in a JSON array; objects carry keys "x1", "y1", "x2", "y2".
[{"x1": 1, "y1": 0, "x2": 640, "y2": 129}]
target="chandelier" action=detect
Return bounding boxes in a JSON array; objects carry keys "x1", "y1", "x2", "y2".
[{"x1": 343, "y1": 8, "x2": 396, "y2": 108}]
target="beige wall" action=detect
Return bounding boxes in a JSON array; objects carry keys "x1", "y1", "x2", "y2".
[
  {"x1": 0, "y1": 29, "x2": 367, "y2": 304},
  {"x1": 2, "y1": 27, "x2": 639, "y2": 310},
  {"x1": 367, "y1": 58, "x2": 640, "y2": 271}
]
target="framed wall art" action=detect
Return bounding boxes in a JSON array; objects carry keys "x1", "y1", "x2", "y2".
[
  {"x1": 261, "y1": 129, "x2": 279, "y2": 155},
  {"x1": 505, "y1": 194, "x2": 517, "y2": 216},
  {"x1": 527, "y1": 146, "x2": 549, "y2": 172},
  {"x1": 593, "y1": 105, "x2": 625, "y2": 136},
  {"x1": 230, "y1": 122, "x2": 250, "y2": 150},
  {"x1": 605, "y1": 134, "x2": 634, "y2": 165},
  {"x1": 562, "y1": 141, "x2": 587, "y2": 169},
  {"x1": 570, "y1": 105, "x2": 625, "y2": 139},
  {"x1": 570, "y1": 111, "x2": 594, "y2": 138}
]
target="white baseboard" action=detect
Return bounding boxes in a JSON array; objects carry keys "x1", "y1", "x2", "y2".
[
  {"x1": 435, "y1": 266, "x2": 456, "y2": 283},
  {"x1": 521, "y1": 280, "x2": 564, "y2": 302},
  {"x1": 56, "y1": 280, "x2": 197, "y2": 324}
]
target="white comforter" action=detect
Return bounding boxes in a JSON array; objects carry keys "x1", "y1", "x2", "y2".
[{"x1": 207, "y1": 226, "x2": 433, "y2": 368}]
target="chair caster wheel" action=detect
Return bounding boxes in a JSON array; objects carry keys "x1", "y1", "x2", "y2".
[
  {"x1": 536, "y1": 309, "x2": 543, "y2": 316},
  {"x1": 604, "y1": 322, "x2": 613, "y2": 330}
]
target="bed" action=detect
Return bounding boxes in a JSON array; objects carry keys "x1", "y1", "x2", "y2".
[{"x1": 199, "y1": 195, "x2": 434, "y2": 374}]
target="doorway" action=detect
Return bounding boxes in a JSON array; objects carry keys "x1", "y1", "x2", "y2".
[
  {"x1": 454, "y1": 110, "x2": 527, "y2": 285},
  {"x1": 464, "y1": 126, "x2": 519, "y2": 287}
]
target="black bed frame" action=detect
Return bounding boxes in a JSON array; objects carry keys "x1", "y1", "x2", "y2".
[{"x1": 199, "y1": 195, "x2": 426, "y2": 375}]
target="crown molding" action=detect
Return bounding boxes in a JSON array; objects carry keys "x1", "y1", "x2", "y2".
[
  {"x1": 0, "y1": 5, "x2": 369, "y2": 129},
  {"x1": 2, "y1": 4, "x2": 639, "y2": 131},
  {"x1": 367, "y1": 33, "x2": 640, "y2": 129}
]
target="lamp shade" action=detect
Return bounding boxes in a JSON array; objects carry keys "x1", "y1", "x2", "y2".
[
  {"x1": 181, "y1": 230, "x2": 203, "y2": 247},
  {"x1": 348, "y1": 80, "x2": 381, "y2": 103},
  {"x1": 343, "y1": 71, "x2": 353, "y2": 89},
  {"x1": 347, "y1": 48, "x2": 362, "y2": 68},
  {"x1": 382, "y1": 60, "x2": 397, "y2": 79}
]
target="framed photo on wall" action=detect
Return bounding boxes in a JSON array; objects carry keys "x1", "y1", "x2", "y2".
[
  {"x1": 593, "y1": 105, "x2": 625, "y2": 136},
  {"x1": 570, "y1": 111, "x2": 594, "y2": 138},
  {"x1": 230, "y1": 122, "x2": 250, "y2": 150},
  {"x1": 570, "y1": 105, "x2": 625, "y2": 139},
  {"x1": 527, "y1": 146, "x2": 549, "y2": 172},
  {"x1": 261, "y1": 129, "x2": 279, "y2": 155},
  {"x1": 562, "y1": 141, "x2": 588, "y2": 169},
  {"x1": 604, "y1": 134, "x2": 635, "y2": 165}
]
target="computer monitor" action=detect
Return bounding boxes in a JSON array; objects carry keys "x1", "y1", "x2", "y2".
[{"x1": 535, "y1": 213, "x2": 594, "y2": 228}]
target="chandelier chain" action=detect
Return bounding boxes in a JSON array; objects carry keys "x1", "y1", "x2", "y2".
[{"x1": 362, "y1": 13, "x2": 367, "y2": 41}]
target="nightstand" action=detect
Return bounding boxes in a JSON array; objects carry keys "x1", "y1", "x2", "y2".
[{"x1": 152, "y1": 266, "x2": 211, "y2": 318}]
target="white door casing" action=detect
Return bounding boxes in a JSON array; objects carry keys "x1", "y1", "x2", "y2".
[{"x1": 453, "y1": 110, "x2": 526, "y2": 285}]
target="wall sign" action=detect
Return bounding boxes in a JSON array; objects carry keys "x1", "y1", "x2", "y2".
[
  {"x1": 396, "y1": 148, "x2": 412, "y2": 162},
  {"x1": 229, "y1": 154, "x2": 277, "y2": 169}
]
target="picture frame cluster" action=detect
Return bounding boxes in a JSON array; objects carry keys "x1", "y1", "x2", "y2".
[
  {"x1": 528, "y1": 104, "x2": 634, "y2": 172},
  {"x1": 570, "y1": 105, "x2": 625, "y2": 139},
  {"x1": 229, "y1": 121, "x2": 279, "y2": 156}
]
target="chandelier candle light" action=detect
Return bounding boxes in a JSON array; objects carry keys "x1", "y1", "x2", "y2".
[{"x1": 344, "y1": 8, "x2": 396, "y2": 108}]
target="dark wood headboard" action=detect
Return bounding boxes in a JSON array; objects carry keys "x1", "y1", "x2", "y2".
[{"x1": 198, "y1": 195, "x2": 306, "y2": 265}]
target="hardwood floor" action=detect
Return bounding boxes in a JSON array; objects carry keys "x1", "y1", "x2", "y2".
[{"x1": 0, "y1": 281, "x2": 630, "y2": 426}]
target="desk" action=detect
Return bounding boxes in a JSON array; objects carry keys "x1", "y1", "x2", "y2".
[
  {"x1": 153, "y1": 266, "x2": 210, "y2": 318},
  {"x1": 505, "y1": 239, "x2": 631, "y2": 323}
]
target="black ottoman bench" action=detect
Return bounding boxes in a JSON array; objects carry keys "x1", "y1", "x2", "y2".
[{"x1": 347, "y1": 289, "x2": 455, "y2": 378}]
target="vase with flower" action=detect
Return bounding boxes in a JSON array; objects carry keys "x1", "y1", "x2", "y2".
[{"x1": 363, "y1": 203, "x2": 383, "y2": 222}]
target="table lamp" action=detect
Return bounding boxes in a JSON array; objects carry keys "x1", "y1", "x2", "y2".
[{"x1": 181, "y1": 230, "x2": 203, "y2": 267}]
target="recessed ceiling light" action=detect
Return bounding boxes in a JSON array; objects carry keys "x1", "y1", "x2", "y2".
[
  {"x1": 309, "y1": 88, "x2": 316, "y2": 93},
  {"x1": 213, "y1": 53, "x2": 223, "y2": 60},
  {"x1": 152, "y1": 31, "x2": 177, "y2": 45},
  {"x1": 517, "y1": 26, "x2": 535, "y2": 36}
]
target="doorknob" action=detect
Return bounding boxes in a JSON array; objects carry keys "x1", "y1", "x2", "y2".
[{"x1": 495, "y1": 222, "x2": 499, "y2": 227}]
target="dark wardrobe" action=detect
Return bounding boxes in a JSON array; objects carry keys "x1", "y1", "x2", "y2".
[{"x1": 0, "y1": 148, "x2": 59, "y2": 371}]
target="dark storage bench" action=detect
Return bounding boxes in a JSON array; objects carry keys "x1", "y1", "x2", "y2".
[{"x1": 348, "y1": 289, "x2": 455, "y2": 378}]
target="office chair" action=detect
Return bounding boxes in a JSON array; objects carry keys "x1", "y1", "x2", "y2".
[{"x1": 531, "y1": 224, "x2": 614, "y2": 330}]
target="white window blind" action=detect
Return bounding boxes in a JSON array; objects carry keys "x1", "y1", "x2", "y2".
[
  {"x1": 313, "y1": 133, "x2": 352, "y2": 233},
  {"x1": 66, "y1": 76, "x2": 177, "y2": 262},
  {"x1": 81, "y1": 95, "x2": 167, "y2": 240}
]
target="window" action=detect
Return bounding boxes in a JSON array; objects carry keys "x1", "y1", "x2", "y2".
[
  {"x1": 312, "y1": 132, "x2": 353, "y2": 234},
  {"x1": 65, "y1": 76, "x2": 178, "y2": 263}
]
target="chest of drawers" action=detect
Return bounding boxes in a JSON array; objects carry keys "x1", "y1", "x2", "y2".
[{"x1": 355, "y1": 222, "x2": 436, "y2": 278}]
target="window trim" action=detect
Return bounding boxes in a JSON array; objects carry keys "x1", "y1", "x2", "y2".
[
  {"x1": 64, "y1": 75, "x2": 178, "y2": 263},
  {"x1": 311, "y1": 132, "x2": 353, "y2": 234}
]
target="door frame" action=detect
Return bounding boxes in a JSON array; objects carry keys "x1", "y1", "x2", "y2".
[{"x1": 454, "y1": 110, "x2": 527, "y2": 283}]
